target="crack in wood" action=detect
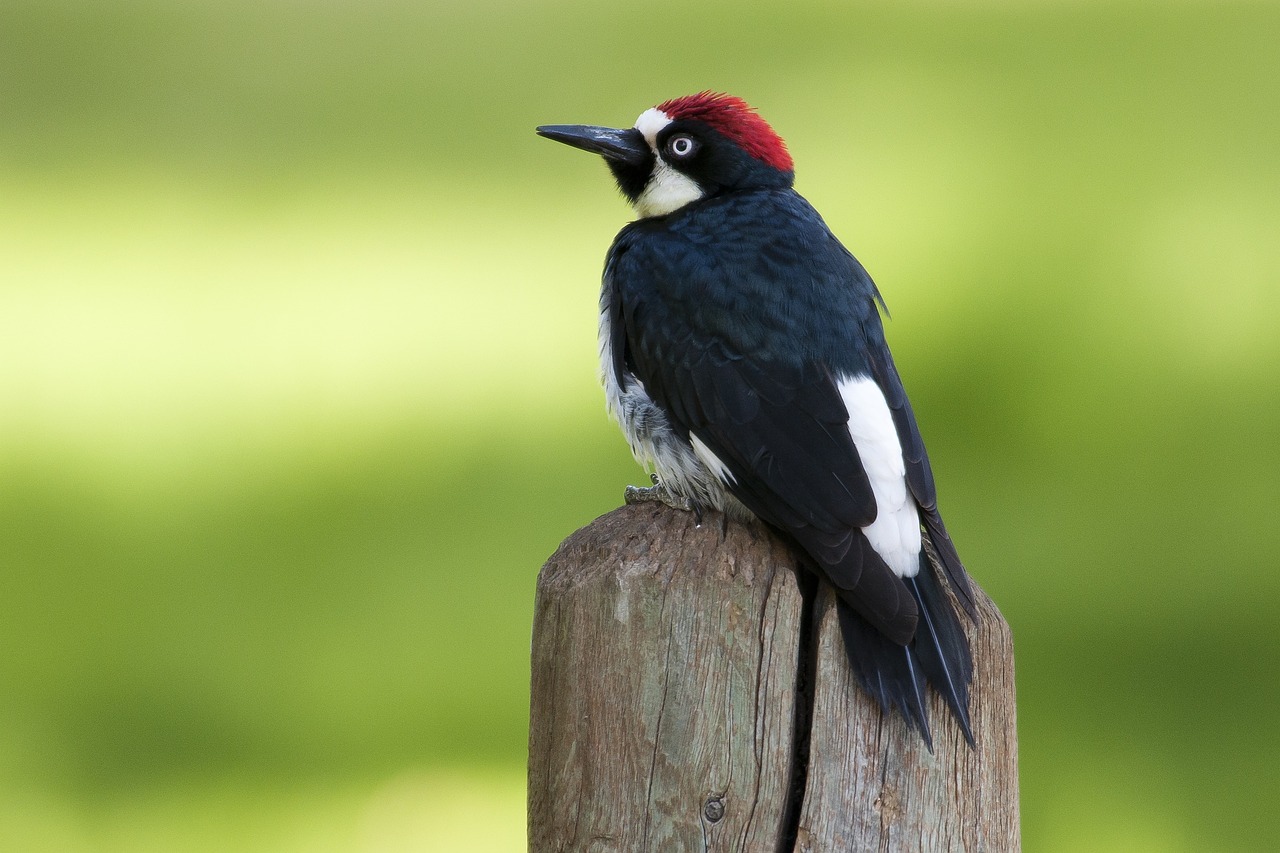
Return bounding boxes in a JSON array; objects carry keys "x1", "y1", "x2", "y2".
[{"x1": 776, "y1": 566, "x2": 818, "y2": 853}]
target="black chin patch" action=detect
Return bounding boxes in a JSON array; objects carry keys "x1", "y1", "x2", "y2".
[{"x1": 607, "y1": 153, "x2": 654, "y2": 204}]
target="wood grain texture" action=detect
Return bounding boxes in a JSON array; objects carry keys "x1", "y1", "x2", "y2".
[
  {"x1": 528, "y1": 504, "x2": 1019, "y2": 852},
  {"x1": 528, "y1": 503, "x2": 804, "y2": 851},
  {"x1": 793, "y1": 586, "x2": 1019, "y2": 852}
]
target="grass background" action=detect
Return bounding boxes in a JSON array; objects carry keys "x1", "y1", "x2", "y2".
[{"x1": 2, "y1": 0, "x2": 1277, "y2": 849}]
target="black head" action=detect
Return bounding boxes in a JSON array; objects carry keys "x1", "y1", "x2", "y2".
[{"x1": 537, "y1": 92, "x2": 795, "y2": 218}]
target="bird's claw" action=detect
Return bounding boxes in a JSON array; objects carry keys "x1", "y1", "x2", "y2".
[{"x1": 625, "y1": 476, "x2": 699, "y2": 522}]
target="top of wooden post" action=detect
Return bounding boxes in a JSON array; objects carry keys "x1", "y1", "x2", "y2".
[{"x1": 529, "y1": 504, "x2": 1019, "y2": 852}]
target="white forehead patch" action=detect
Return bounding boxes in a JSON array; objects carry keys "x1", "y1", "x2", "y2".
[
  {"x1": 634, "y1": 108, "x2": 672, "y2": 147},
  {"x1": 631, "y1": 107, "x2": 704, "y2": 218}
]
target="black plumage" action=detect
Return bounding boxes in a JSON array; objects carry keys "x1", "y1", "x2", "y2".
[{"x1": 538, "y1": 94, "x2": 977, "y2": 747}]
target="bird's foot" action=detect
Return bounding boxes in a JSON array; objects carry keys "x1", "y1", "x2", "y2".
[{"x1": 625, "y1": 474, "x2": 701, "y2": 523}]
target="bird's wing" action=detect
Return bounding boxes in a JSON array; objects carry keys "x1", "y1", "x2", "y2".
[
  {"x1": 606, "y1": 225, "x2": 919, "y2": 642},
  {"x1": 864, "y1": 338, "x2": 977, "y2": 618}
]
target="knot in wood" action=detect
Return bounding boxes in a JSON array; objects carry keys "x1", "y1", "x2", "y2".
[{"x1": 703, "y1": 795, "x2": 726, "y2": 823}]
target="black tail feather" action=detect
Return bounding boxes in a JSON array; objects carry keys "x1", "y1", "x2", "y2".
[
  {"x1": 905, "y1": 564, "x2": 975, "y2": 747},
  {"x1": 922, "y1": 509, "x2": 977, "y2": 621},
  {"x1": 836, "y1": 600, "x2": 934, "y2": 750},
  {"x1": 835, "y1": 556, "x2": 975, "y2": 750}
]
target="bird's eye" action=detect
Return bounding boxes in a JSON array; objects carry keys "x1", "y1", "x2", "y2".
[{"x1": 667, "y1": 135, "x2": 697, "y2": 159}]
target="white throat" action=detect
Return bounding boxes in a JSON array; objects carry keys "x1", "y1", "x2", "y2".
[{"x1": 631, "y1": 107, "x2": 704, "y2": 218}]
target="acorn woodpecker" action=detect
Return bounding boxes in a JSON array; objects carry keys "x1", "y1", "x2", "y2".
[{"x1": 537, "y1": 92, "x2": 977, "y2": 748}]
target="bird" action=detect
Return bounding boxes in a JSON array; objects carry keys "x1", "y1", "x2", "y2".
[{"x1": 536, "y1": 92, "x2": 977, "y2": 748}]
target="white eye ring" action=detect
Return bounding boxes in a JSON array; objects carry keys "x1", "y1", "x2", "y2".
[{"x1": 668, "y1": 135, "x2": 696, "y2": 158}]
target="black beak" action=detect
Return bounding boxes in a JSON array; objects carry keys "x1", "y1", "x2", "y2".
[{"x1": 536, "y1": 125, "x2": 649, "y2": 167}]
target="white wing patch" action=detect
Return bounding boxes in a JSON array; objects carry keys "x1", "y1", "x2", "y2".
[{"x1": 838, "y1": 374, "x2": 921, "y2": 578}]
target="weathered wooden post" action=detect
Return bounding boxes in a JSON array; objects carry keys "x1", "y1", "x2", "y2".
[{"x1": 528, "y1": 503, "x2": 1019, "y2": 851}]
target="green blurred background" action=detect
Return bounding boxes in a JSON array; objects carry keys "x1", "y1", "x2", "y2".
[{"x1": 1, "y1": 0, "x2": 1276, "y2": 849}]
